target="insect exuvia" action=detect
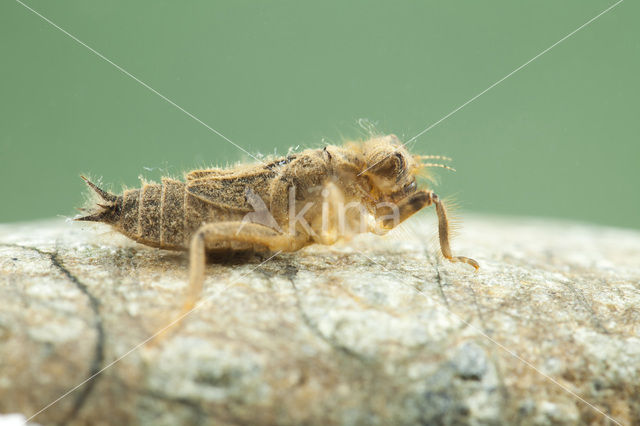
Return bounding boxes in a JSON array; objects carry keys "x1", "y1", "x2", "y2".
[{"x1": 76, "y1": 134, "x2": 478, "y2": 310}]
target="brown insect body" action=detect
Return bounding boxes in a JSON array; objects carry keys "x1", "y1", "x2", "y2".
[
  {"x1": 77, "y1": 134, "x2": 477, "y2": 313},
  {"x1": 78, "y1": 150, "x2": 353, "y2": 253}
]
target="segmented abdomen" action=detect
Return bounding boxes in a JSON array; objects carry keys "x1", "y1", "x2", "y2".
[{"x1": 119, "y1": 178, "x2": 188, "y2": 250}]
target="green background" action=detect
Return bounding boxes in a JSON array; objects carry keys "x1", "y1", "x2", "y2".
[{"x1": 1, "y1": 1, "x2": 638, "y2": 228}]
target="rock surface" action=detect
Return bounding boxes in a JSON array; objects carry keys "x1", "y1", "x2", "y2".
[{"x1": 0, "y1": 216, "x2": 639, "y2": 425}]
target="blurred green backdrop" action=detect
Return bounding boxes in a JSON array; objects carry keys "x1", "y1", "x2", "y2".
[{"x1": 1, "y1": 0, "x2": 638, "y2": 228}]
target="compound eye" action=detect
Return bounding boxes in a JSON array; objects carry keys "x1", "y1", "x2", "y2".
[
  {"x1": 394, "y1": 152, "x2": 405, "y2": 170},
  {"x1": 404, "y1": 180, "x2": 416, "y2": 192}
]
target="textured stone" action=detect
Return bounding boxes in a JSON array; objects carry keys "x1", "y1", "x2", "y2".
[{"x1": 0, "y1": 217, "x2": 639, "y2": 425}]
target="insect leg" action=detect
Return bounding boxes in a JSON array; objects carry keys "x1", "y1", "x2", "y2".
[
  {"x1": 379, "y1": 191, "x2": 479, "y2": 270},
  {"x1": 379, "y1": 190, "x2": 433, "y2": 229},
  {"x1": 185, "y1": 222, "x2": 306, "y2": 312},
  {"x1": 431, "y1": 193, "x2": 479, "y2": 270},
  {"x1": 317, "y1": 181, "x2": 346, "y2": 244},
  {"x1": 144, "y1": 222, "x2": 305, "y2": 347}
]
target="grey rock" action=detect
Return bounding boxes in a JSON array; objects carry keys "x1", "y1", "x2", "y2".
[{"x1": 0, "y1": 216, "x2": 639, "y2": 425}]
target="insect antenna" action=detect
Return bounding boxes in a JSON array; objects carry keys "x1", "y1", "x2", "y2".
[
  {"x1": 414, "y1": 155, "x2": 453, "y2": 162},
  {"x1": 413, "y1": 158, "x2": 456, "y2": 186},
  {"x1": 417, "y1": 163, "x2": 457, "y2": 172}
]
